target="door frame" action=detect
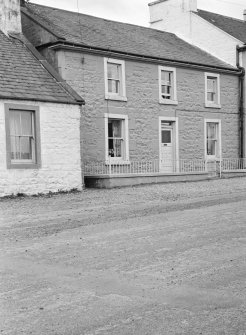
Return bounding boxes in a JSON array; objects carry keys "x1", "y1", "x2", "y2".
[{"x1": 159, "y1": 116, "x2": 179, "y2": 172}]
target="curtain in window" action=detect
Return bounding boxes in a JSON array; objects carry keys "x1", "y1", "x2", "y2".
[
  {"x1": 9, "y1": 111, "x2": 34, "y2": 161},
  {"x1": 108, "y1": 119, "x2": 122, "y2": 158}
]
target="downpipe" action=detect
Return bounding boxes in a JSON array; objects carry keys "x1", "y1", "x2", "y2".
[{"x1": 236, "y1": 46, "x2": 245, "y2": 159}]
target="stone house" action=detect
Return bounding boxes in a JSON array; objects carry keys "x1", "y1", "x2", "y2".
[
  {"x1": 149, "y1": 0, "x2": 246, "y2": 157},
  {"x1": 20, "y1": 1, "x2": 243, "y2": 187},
  {"x1": 0, "y1": 0, "x2": 84, "y2": 196}
]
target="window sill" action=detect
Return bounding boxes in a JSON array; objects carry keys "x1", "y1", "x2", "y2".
[
  {"x1": 159, "y1": 99, "x2": 178, "y2": 105},
  {"x1": 105, "y1": 160, "x2": 130, "y2": 165},
  {"x1": 205, "y1": 103, "x2": 221, "y2": 109},
  {"x1": 105, "y1": 95, "x2": 127, "y2": 102},
  {"x1": 7, "y1": 162, "x2": 40, "y2": 169}
]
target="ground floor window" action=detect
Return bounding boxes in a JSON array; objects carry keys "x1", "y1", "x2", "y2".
[
  {"x1": 205, "y1": 119, "x2": 221, "y2": 160},
  {"x1": 104, "y1": 113, "x2": 129, "y2": 162},
  {"x1": 5, "y1": 104, "x2": 41, "y2": 169}
]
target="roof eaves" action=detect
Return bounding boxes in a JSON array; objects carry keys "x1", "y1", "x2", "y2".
[
  {"x1": 43, "y1": 40, "x2": 239, "y2": 74},
  {"x1": 9, "y1": 33, "x2": 85, "y2": 105}
]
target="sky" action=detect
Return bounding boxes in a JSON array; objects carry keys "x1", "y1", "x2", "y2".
[{"x1": 30, "y1": 0, "x2": 246, "y2": 26}]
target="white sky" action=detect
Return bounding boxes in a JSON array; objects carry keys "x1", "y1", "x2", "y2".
[{"x1": 30, "y1": 0, "x2": 246, "y2": 26}]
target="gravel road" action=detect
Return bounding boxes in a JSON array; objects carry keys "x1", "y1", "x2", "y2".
[{"x1": 1, "y1": 177, "x2": 246, "y2": 334}]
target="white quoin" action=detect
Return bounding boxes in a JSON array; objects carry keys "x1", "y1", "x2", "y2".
[
  {"x1": 149, "y1": 0, "x2": 197, "y2": 41},
  {"x1": 0, "y1": 0, "x2": 22, "y2": 35}
]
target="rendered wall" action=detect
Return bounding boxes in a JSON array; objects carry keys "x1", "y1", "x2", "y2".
[
  {"x1": 56, "y1": 50, "x2": 240, "y2": 163},
  {"x1": 0, "y1": 100, "x2": 82, "y2": 196},
  {"x1": 149, "y1": 0, "x2": 242, "y2": 66},
  {"x1": 0, "y1": 0, "x2": 22, "y2": 35}
]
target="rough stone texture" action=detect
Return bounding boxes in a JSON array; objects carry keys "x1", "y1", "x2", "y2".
[
  {"x1": 0, "y1": 100, "x2": 82, "y2": 197},
  {"x1": 56, "y1": 50, "x2": 240, "y2": 163}
]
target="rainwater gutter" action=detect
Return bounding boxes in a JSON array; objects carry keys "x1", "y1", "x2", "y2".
[
  {"x1": 236, "y1": 45, "x2": 245, "y2": 158},
  {"x1": 39, "y1": 40, "x2": 241, "y2": 75}
]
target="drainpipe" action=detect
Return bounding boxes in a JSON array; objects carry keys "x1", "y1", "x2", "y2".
[{"x1": 236, "y1": 45, "x2": 245, "y2": 159}]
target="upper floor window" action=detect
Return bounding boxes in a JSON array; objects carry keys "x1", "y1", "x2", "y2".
[
  {"x1": 205, "y1": 73, "x2": 221, "y2": 108},
  {"x1": 5, "y1": 104, "x2": 41, "y2": 169},
  {"x1": 159, "y1": 66, "x2": 177, "y2": 105},
  {"x1": 104, "y1": 58, "x2": 127, "y2": 101}
]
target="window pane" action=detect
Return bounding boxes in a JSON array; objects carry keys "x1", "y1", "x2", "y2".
[
  {"x1": 161, "y1": 71, "x2": 172, "y2": 84},
  {"x1": 21, "y1": 111, "x2": 33, "y2": 136},
  {"x1": 108, "y1": 79, "x2": 119, "y2": 94},
  {"x1": 10, "y1": 111, "x2": 21, "y2": 136},
  {"x1": 207, "y1": 140, "x2": 216, "y2": 155},
  {"x1": 162, "y1": 130, "x2": 171, "y2": 144},
  {"x1": 112, "y1": 120, "x2": 121, "y2": 138},
  {"x1": 207, "y1": 123, "x2": 216, "y2": 139},
  {"x1": 11, "y1": 136, "x2": 20, "y2": 160},
  {"x1": 20, "y1": 137, "x2": 32, "y2": 160},
  {"x1": 108, "y1": 139, "x2": 122, "y2": 157},
  {"x1": 107, "y1": 63, "x2": 120, "y2": 79}
]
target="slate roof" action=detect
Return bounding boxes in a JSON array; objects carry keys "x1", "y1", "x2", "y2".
[
  {"x1": 196, "y1": 9, "x2": 246, "y2": 43},
  {"x1": 21, "y1": 3, "x2": 237, "y2": 71},
  {"x1": 0, "y1": 30, "x2": 84, "y2": 104}
]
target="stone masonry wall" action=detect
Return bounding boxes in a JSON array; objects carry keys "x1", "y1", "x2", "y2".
[
  {"x1": 0, "y1": 100, "x2": 82, "y2": 196},
  {"x1": 56, "y1": 50, "x2": 240, "y2": 163}
]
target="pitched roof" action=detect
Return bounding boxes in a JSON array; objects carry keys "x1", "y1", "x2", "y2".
[
  {"x1": 0, "y1": 30, "x2": 84, "y2": 104},
  {"x1": 196, "y1": 9, "x2": 246, "y2": 43},
  {"x1": 21, "y1": 3, "x2": 237, "y2": 71}
]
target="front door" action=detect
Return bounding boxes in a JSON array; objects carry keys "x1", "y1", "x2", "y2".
[{"x1": 160, "y1": 123, "x2": 174, "y2": 172}]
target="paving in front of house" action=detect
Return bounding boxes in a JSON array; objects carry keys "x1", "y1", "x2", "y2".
[{"x1": 0, "y1": 177, "x2": 246, "y2": 335}]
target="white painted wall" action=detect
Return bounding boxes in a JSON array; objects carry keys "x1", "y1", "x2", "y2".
[
  {"x1": 0, "y1": 100, "x2": 83, "y2": 196},
  {"x1": 149, "y1": 0, "x2": 243, "y2": 66},
  {"x1": 0, "y1": 0, "x2": 22, "y2": 35}
]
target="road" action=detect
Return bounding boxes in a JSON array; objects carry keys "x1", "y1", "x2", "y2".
[{"x1": 0, "y1": 178, "x2": 246, "y2": 335}]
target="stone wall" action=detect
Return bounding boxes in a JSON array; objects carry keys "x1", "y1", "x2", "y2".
[
  {"x1": 0, "y1": 100, "x2": 82, "y2": 196},
  {"x1": 55, "y1": 50, "x2": 240, "y2": 164}
]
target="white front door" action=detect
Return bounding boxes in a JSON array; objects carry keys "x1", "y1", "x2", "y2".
[{"x1": 160, "y1": 123, "x2": 174, "y2": 172}]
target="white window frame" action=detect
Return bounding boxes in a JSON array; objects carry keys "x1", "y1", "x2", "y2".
[
  {"x1": 104, "y1": 113, "x2": 129, "y2": 164},
  {"x1": 204, "y1": 119, "x2": 222, "y2": 161},
  {"x1": 158, "y1": 66, "x2": 178, "y2": 105},
  {"x1": 205, "y1": 73, "x2": 221, "y2": 108},
  {"x1": 104, "y1": 58, "x2": 127, "y2": 102}
]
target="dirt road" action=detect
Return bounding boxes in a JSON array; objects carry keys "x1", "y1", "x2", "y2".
[{"x1": 1, "y1": 178, "x2": 246, "y2": 334}]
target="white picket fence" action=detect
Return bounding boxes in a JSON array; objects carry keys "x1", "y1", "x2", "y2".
[
  {"x1": 84, "y1": 158, "x2": 246, "y2": 176},
  {"x1": 221, "y1": 158, "x2": 246, "y2": 171},
  {"x1": 84, "y1": 159, "x2": 207, "y2": 176}
]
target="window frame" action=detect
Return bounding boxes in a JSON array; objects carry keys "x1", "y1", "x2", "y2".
[
  {"x1": 204, "y1": 119, "x2": 222, "y2": 161},
  {"x1": 5, "y1": 104, "x2": 41, "y2": 169},
  {"x1": 158, "y1": 66, "x2": 178, "y2": 105},
  {"x1": 205, "y1": 73, "x2": 221, "y2": 108},
  {"x1": 104, "y1": 113, "x2": 129, "y2": 164},
  {"x1": 104, "y1": 58, "x2": 127, "y2": 102}
]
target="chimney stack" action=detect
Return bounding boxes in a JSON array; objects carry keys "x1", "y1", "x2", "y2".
[
  {"x1": 0, "y1": 0, "x2": 22, "y2": 36},
  {"x1": 244, "y1": 9, "x2": 246, "y2": 21}
]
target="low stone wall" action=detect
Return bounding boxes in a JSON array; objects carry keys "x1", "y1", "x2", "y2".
[{"x1": 85, "y1": 172, "x2": 212, "y2": 189}]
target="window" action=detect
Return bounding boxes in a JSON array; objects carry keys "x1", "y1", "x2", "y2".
[
  {"x1": 205, "y1": 119, "x2": 221, "y2": 160},
  {"x1": 159, "y1": 66, "x2": 177, "y2": 104},
  {"x1": 205, "y1": 73, "x2": 221, "y2": 108},
  {"x1": 104, "y1": 58, "x2": 127, "y2": 101},
  {"x1": 5, "y1": 104, "x2": 41, "y2": 169},
  {"x1": 104, "y1": 114, "x2": 129, "y2": 163}
]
